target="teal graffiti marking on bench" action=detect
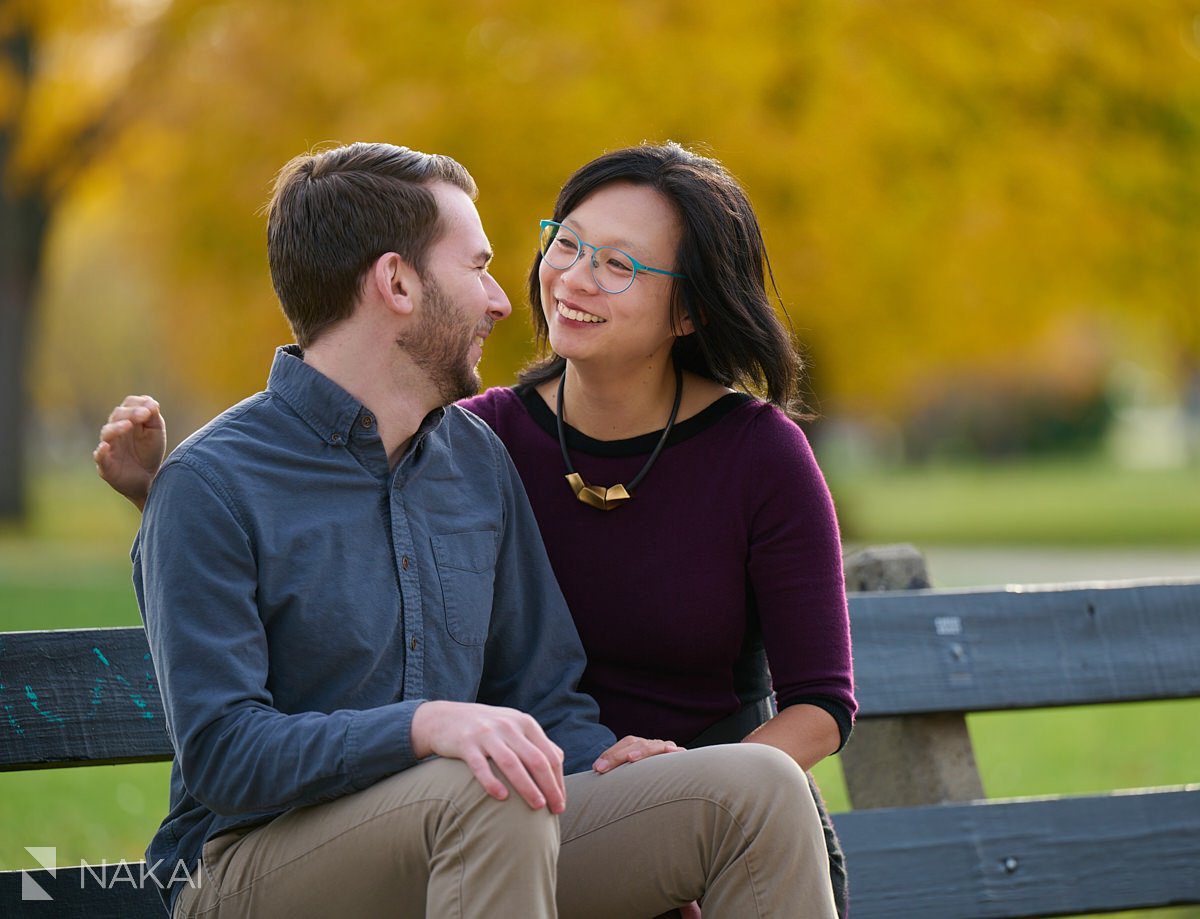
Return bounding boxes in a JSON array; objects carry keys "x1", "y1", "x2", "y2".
[{"x1": 1, "y1": 545, "x2": 1198, "y2": 917}]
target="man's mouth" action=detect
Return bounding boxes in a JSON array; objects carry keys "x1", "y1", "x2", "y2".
[
  {"x1": 473, "y1": 320, "x2": 495, "y2": 349},
  {"x1": 556, "y1": 301, "x2": 606, "y2": 324}
]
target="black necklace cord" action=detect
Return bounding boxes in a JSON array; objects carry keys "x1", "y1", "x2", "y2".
[{"x1": 556, "y1": 362, "x2": 684, "y2": 496}]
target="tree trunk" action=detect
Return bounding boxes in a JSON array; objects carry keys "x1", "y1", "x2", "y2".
[
  {"x1": 0, "y1": 18, "x2": 50, "y2": 523},
  {"x1": 0, "y1": 185, "x2": 47, "y2": 522}
]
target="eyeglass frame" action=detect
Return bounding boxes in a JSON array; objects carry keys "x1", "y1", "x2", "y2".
[{"x1": 538, "y1": 219, "x2": 686, "y2": 294}]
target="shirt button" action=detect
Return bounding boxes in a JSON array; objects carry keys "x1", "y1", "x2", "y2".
[
  {"x1": 360, "y1": 414, "x2": 375, "y2": 430},
  {"x1": 410, "y1": 637, "x2": 418, "y2": 651},
  {"x1": 331, "y1": 432, "x2": 343, "y2": 444},
  {"x1": 401, "y1": 556, "x2": 409, "y2": 570}
]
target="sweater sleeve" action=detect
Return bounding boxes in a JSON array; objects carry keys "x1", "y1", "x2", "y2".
[{"x1": 745, "y1": 406, "x2": 857, "y2": 750}]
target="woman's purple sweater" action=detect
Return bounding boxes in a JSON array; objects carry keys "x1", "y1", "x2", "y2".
[{"x1": 458, "y1": 385, "x2": 856, "y2": 747}]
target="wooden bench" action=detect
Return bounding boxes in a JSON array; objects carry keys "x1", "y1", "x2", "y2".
[{"x1": 1, "y1": 545, "x2": 1198, "y2": 917}]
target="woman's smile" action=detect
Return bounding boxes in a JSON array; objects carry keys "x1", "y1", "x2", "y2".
[{"x1": 555, "y1": 300, "x2": 607, "y2": 325}]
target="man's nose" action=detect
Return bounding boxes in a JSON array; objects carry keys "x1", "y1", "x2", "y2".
[{"x1": 485, "y1": 273, "x2": 512, "y2": 320}]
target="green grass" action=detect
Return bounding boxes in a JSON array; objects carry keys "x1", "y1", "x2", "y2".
[
  {"x1": 0, "y1": 467, "x2": 156, "y2": 869},
  {"x1": 2, "y1": 763, "x2": 172, "y2": 869},
  {"x1": 828, "y1": 457, "x2": 1200, "y2": 546},
  {"x1": 0, "y1": 517, "x2": 169, "y2": 868},
  {"x1": 2, "y1": 463, "x2": 1198, "y2": 916}
]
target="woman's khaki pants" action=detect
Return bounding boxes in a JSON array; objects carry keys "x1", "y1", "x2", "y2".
[{"x1": 174, "y1": 743, "x2": 836, "y2": 918}]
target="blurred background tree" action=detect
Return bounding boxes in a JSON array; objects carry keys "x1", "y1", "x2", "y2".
[
  {"x1": 0, "y1": 0, "x2": 204, "y2": 519},
  {"x1": 2, "y1": 0, "x2": 1198, "y2": 522}
]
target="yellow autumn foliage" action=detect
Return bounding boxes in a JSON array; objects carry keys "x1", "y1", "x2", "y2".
[{"x1": 12, "y1": 0, "x2": 1200, "y2": 429}]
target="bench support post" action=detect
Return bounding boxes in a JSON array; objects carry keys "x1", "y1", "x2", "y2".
[{"x1": 841, "y1": 545, "x2": 986, "y2": 809}]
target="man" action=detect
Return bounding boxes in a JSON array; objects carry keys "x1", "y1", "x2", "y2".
[{"x1": 98, "y1": 142, "x2": 836, "y2": 918}]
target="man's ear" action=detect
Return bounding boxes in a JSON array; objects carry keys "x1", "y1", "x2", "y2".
[{"x1": 371, "y1": 252, "x2": 420, "y2": 318}]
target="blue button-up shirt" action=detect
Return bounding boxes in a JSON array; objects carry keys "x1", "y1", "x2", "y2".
[{"x1": 133, "y1": 346, "x2": 614, "y2": 912}]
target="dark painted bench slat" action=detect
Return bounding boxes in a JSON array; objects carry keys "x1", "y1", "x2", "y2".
[
  {"x1": 0, "y1": 865, "x2": 163, "y2": 918},
  {"x1": 4, "y1": 786, "x2": 1198, "y2": 919},
  {"x1": 0, "y1": 628, "x2": 171, "y2": 770},
  {"x1": 850, "y1": 580, "x2": 1200, "y2": 717},
  {"x1": 5, "y1": 580, "x2": 1200, "y2": 769},
  {"x1": 833, "y1": 786, "x2": 1200, "y2": 918}
]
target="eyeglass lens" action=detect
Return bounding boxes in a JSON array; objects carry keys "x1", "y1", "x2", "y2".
[{"x1": 539, "y1": 223, "x2": 637, "y2": 294}]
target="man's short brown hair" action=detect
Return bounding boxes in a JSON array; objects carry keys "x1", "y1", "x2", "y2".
[{"x1": 266, "y1": 142, "x2": 477, "y2": 348}]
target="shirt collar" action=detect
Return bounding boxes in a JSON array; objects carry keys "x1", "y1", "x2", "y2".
[
  {"x1": 267, "y1": 344, "x2": 447, "y2": 447},
  {"x1": 267, "y1": 345, "x2": 369, "y2": 446}
]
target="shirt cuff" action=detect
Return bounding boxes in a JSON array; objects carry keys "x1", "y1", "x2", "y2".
[{"x1": 344, "y1": 699, "x2": 424, "y2": 790}]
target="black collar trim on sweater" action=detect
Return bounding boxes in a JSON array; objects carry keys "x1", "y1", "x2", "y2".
[{"x1": 514, "y1": 383, "x2": 752, "y2": 457}]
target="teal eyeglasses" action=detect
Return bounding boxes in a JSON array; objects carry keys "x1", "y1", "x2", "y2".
[{"x1": 539, "y1": 220, "x2": 686, "y2": 294}]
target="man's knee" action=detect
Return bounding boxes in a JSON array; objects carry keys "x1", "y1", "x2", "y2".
[{"x1": 407, "y1": 758, "x2": 560, "y2": 851}]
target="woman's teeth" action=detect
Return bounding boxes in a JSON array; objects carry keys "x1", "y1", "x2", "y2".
[{"x1": 557, "y1": 303, "x2": 606, "y2": 324}]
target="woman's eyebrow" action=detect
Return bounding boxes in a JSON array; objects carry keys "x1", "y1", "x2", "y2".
[{"x1": 561, "y1": 219, "x2": 642, "y2": 253}]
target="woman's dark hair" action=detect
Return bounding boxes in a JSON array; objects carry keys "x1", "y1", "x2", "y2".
[{"x1": 520, "y1": 142, "x2": 810, "y2": 419}]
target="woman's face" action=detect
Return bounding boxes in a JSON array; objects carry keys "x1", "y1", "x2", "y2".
[{"x1": 539, "y1": 181, "x2": 687, "y2": 368}]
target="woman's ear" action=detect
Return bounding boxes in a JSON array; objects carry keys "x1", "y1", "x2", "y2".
[{"x1": 673, "y1": 299, "x2": 700, "y2": 336}]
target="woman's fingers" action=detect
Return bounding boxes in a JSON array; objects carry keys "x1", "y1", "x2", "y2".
[
  {"x1": 99, "y1": 419, "x2": 133, "y2": 444},
  {"x1": 107, "y1": 402, "x2": 152, "y2": 426},
  {"x1": 593, "y1": 736, "x2": 682, "y2": 773}
]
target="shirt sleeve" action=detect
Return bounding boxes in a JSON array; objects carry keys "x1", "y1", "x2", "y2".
[
  {"x1": 135, "y1": 459, "x2": 422, "y2": 817},
  {"x1": 745, "y1": 408, "x2": 858, "y2": 750},
  {"x1": 476, "y1": 436, "x2": 617, "y2": 773}
]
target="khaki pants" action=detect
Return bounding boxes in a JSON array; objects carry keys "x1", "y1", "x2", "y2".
[{"x1": 174, "y1": 743, "x2": 836, "y2": 918}]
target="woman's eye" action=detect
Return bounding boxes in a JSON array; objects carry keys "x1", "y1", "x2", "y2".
[
  {"x1": 607, "y1": 257, "x2": 633, "y2": 275},
  {"x1": 555, "y1": 237, "x2": 579, "y2": 252}
]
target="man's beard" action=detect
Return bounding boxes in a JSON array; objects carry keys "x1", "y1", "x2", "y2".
[{"x1": 396, "y1": 275, "x2": 487, "y2": 405}]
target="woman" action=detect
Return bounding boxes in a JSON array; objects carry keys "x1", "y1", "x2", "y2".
[{"x1": 96, "y1": 143, "x2": 855, "y2": 915}]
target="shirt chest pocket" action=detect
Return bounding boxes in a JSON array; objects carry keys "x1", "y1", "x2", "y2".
[{"x1": 430, "y1": 531, "x2": 498, "y2": 646}]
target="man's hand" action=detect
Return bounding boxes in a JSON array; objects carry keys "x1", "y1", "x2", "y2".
[
  {"x1": 93, "y1": 395, "x2": 166, "y2": 512},
  {"x1": 593, "y1": 735, "x2": 682, "y2": 774},
  {"x1": 411, "y1": 701, "x2": 567, "y2": 813}
]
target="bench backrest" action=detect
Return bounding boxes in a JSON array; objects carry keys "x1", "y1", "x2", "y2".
[
  {"x1": 2, "y1": 553, "x2": 1198, "y2": 917},
  {"x1": 4, "y1": 578, "x2": 1199, "y2": 770},
  {"x1": 834, "y1": 549, "x2": 1200, "y2": 917}
]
